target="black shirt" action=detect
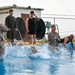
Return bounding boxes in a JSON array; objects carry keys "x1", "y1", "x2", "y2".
[
  {"x1": 58, "y1": 36, "x2": 71, "y2": 43},
  {"x1": 28, "y1": 18, "x2": 36, "y2": 34},
  {"x1": 58, "y1": 36, "x2": 74, "y2": 49}
]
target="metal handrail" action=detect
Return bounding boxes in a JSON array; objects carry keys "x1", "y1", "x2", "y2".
[
  {"x1": 17, "y1": 29, "x2": 24, "y2": 42},
  {"x1": 55, "y1": 24, "x2": 59, "y2": 34}
]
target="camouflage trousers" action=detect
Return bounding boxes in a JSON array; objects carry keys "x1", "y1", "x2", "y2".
[{"x1": 0, "y1": 42, "x2": 5, "y2": 57}]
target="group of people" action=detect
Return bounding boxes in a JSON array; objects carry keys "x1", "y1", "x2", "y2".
[
  {"x1": 0, "y1": 9, "x2": 75, "y2": 56},
  {"x1": 5, "y1": 10, "x2": 38, "y2": 45},
  {"x1": 0, "y1": 10, "x2": 38, "y2": 56},
  {"x1": 48, "y1": 25, "x2": 75, "y2": 49}
]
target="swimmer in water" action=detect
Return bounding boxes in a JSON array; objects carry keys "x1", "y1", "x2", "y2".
[{"x1": 30, "y1": 46, "x2": 37, "y2": 55}]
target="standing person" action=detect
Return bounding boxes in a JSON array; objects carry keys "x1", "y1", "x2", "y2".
[
  {"x1": 5, "y1": 10, "x2": 17, "y2": 45},
  {"x1": 48, "y1": 25, "x2": 60, "y2": 47},
  {"x1": 26, "y1": 11, "x2": 38, "y2": 44},
  {"x1": 0, "y1": 24, "x2": 8, "y2": 57}
]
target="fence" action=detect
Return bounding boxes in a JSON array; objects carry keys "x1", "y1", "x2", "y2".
[{"x1": 41, "y1": 14, "x2": 75, "y2": 38}]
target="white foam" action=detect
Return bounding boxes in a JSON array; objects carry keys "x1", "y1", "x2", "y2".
[{"x1": 4, "y1": 44, "x2": 71, "y2": 59}]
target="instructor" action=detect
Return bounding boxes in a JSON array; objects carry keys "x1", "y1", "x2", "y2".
[
  {"x1": 26, "y1": 11, "x2": 38, "y2": 44},
  {"x1": 5, "y1": 10, "x2": 17, "y2": 45}
]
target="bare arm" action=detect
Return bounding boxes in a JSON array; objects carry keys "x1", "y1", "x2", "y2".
[
  {"x1": 34, "y1": 14, "x2": 38, "y2": 18},
  {"x1": 34, "y1": 14, "x2": 39, "y2": 20},
  {"x1": 63, "y1": 37, "x2": 68, "y2": 48},
  {"x1": 71, "y1": 40, "x2": 74, "y2": 49},
  {"x1": 26, "y1": 18, "x2": 29, "y2": 32}
]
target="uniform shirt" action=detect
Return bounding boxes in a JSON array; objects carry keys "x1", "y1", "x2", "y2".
[
  {"x1": 0, "y1": 25, "x2": 8, "y2": 50},
  {"x1": 5, "y1": 15, "x2": 16, "y2": 31},
  {"x1": 48, "y1": 32, "x2": 60, "y2": 46},
  {"x1": 0, "y1": 25, "x2": 8, "y2": 41}
]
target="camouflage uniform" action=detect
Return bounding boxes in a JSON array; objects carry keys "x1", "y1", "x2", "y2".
[
  {"x1": 5, "y1": 15, "x2": 16, "y2": 42},
  {"x1": 48, "y1": 32, "x2": 60, "y2": 46},
  {"x1": 0, "y1": 25, "x2": 8, "y2": 57}
]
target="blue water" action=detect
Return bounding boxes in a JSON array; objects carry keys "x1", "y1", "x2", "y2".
[{"x1": 0, "y1": 43, "x2": 75, "y2": 75}]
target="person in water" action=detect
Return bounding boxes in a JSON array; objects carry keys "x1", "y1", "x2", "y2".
[
  {"x1": 58, "y1": 34, "x2": 75, "y2": 49},
  {"x1": 0, "y1": 24, "x2": 8, "y2": 57},
  {"x1": 30, "y1": 46, "x2": 37, "y2": 55},
  {"x1": 26, "y1": 11, "x2": 38, "y2": 44},
  {"x1": 48, "y1": 25, "x2": 61, "y2": 47},
  {"x1": 48, "y1": 25, "x2": 75, "y2": 49}
]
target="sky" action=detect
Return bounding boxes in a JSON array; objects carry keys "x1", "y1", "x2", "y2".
[
  {"x1": 0, "y1": 0, "x2": 75, "y2": 37},
  {"x1": 0, "y1": 0, "x2": 75, "y2": 14}
]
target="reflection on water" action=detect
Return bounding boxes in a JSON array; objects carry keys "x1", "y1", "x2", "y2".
[{"x1": 0, "y1": 43, "x2": 75, "y2": 75}]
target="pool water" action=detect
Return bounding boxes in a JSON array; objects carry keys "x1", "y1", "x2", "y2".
[{"x1": 0, "y1": 43, "x2": 75, "y2": 75}]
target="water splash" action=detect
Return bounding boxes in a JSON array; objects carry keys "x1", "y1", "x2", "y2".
[
  {"x1": 1, "y1": 43, "x2": 75, "y2": 75},
  {"x1": 4, "y1": 44, "x2": 73, "y2": 60}
]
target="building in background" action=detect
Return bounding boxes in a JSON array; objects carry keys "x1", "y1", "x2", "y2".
[
  {"x1": 0, "y1": 5, "x2": 44, "y2": 24},
  {"x1": 0, "y1": 5, "x2": 44, "y2": 40}
]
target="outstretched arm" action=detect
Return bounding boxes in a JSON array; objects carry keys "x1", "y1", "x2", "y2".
[
  {"x1": 63, "y1": 37, "x2": 68, "y2": 48},
  {"x1": 71, "y1": 40, "x2": 75, "y2": 50}
]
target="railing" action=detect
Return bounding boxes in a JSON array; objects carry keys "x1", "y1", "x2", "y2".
[{"x1": 41, "y1": 14, "x2": 75, "y2": 38}]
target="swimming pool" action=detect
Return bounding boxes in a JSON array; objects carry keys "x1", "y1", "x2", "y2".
[{"x1": 0, "y1": 43, "x2": 75, "y2": 75}]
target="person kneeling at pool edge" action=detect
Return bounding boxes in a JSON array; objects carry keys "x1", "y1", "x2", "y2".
[{"x1": 57, "y1": 34, "x2": 75, "y2": 50}]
